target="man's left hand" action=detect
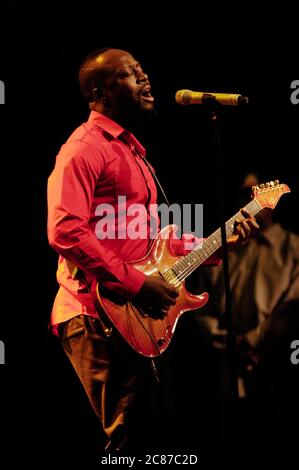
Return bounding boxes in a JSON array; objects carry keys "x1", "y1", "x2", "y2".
[{"x1": 227, "y1": 208, "x2": 260, "y2": 248}]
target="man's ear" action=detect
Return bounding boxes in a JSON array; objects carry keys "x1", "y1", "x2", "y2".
[{"x1": 92, "y1": 87, "x2": 106, "y2": 102}]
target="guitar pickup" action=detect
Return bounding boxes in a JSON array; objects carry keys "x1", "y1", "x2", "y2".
[{"x1": 160, "y1": 268, "x2": 180, "y2": 286}]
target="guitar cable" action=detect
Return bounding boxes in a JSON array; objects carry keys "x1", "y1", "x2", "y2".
[
  {"x1": 129, "y1": 301, "x2": 163, "y2": 383},
  {"x1": 140, "y1": 156, "x2": 172, "y2": 384}
]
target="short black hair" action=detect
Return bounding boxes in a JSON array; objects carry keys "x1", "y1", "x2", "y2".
[{"x1": 78, "y1": 48, "x2": 111, "y2": 102}]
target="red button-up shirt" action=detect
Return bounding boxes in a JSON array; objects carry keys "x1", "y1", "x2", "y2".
[{"x1": 47, "y1": 111, "x2": 218, "y2": 330}]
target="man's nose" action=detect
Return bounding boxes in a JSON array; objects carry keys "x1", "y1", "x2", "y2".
[{"x1": 137, "y1": 70, "x2": 149, "y2": 83}]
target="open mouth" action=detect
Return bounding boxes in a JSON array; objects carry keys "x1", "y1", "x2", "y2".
[{"x1": 140, "y1": 87, "x2": 154, "y2": 103}]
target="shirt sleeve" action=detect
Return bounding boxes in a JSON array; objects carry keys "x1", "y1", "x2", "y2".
[
  {"x1": 169, "y1": 233, "x2": 221, "y2": 265},
  {"x1": 47, "y1": 142, "x2": 145, "y2": 298}
]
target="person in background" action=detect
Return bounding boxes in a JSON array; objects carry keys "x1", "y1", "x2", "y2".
[{"x1": 192, "y1": 173, "x2": 299, "y2": 439}]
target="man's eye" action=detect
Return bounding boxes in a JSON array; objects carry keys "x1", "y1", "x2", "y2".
[{"x1": 120, "y1": 70, "x2": 135, "y2": 78}]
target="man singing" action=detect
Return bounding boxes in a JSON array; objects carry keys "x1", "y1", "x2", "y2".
[{"x1": 47, "y1": 48, "x2": 258, "y2": 451}]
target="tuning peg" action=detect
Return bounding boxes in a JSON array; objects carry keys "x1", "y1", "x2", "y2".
[
  {"x1": 260, "y1": 183, "x2": 265, "y2": 189},
  {"x1": 265, "y1": 182, "x2": 270, "y2": 188},
  {"x1": 270, "y1": 181, "x2": 274, "y2": 186},
  {"x1": 252, "y1": 185, "x2": 256, "y2": 191},
  {"x1": 274, "y1": 179, "x2": 279, "y2": 185}
]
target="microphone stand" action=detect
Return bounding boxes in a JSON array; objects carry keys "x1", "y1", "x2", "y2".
[{"x1": 203, "y1": 97, "x2": 239, "y2": 403}]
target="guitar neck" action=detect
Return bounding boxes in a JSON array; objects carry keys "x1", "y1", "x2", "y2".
[{"x1": 171, "y1": 198, "x2": 261, "y2": 282}]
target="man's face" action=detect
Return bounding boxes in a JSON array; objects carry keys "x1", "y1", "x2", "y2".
[{"x1": 100, "y1": 49, "x2": 155, "y2": 121}]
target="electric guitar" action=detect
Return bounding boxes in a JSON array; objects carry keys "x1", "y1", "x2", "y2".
[{"x1": 94, "y1": 181, "x2": 290, "y2": 357}]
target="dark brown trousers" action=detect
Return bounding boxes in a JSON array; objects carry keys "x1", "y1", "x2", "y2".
[{"x1": 58, "y1": 314, "x2": 163, "y2": 451}]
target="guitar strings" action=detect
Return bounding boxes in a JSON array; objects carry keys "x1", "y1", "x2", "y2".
[
  {"x1": 167, "y1": 238, "x2": 223, "y2": 285},
  {"x1": 171, "y1": 245, "x2": 215, "y2": 284},
  {"x1": 167, "y1": 201, "x2": 260, "y2": 285}
]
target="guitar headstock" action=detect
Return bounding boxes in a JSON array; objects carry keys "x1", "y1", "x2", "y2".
[{"x1": 252, "y1": 180, "x2": 291, "y2": 209}]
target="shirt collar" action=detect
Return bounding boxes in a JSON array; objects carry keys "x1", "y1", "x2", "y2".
[
  {"x1": 121, "y1": 130, "x2": 146, "y2": 158},
  {"x1": 88, "y1": 110, "x2": 124, "y2": 138},
  {"x1": 88, "y1": 111, "x2": 146, "y2": 157}
]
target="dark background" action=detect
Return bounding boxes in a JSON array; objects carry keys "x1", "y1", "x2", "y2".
[{"x1": 0, "y1": 1, "x2": 298, "y2": 466}]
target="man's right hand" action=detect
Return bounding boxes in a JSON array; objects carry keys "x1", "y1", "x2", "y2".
[{"x1": 133, "y1": 275, "x2": 179, "y2": 319}]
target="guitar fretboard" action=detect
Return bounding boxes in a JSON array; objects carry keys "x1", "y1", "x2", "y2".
[{"x1": 171, "y1": 199, "x2": 261, "y2": 282}]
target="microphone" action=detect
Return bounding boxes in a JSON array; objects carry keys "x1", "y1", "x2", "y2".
[{"x1": 175, "y1": 89, "x2": 249, "y2": 106}]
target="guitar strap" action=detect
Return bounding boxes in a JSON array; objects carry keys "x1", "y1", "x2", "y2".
[
  {"x1": 141, "y1": 155, "x2": 170, "y2": 207},
  {"x1": 139, "y1": 155, "x2": 171, "y2": 382}
]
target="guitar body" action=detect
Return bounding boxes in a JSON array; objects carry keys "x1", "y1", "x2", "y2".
[{"x1": 96, "y1": 225, "x2": 209, "y2": 357}]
